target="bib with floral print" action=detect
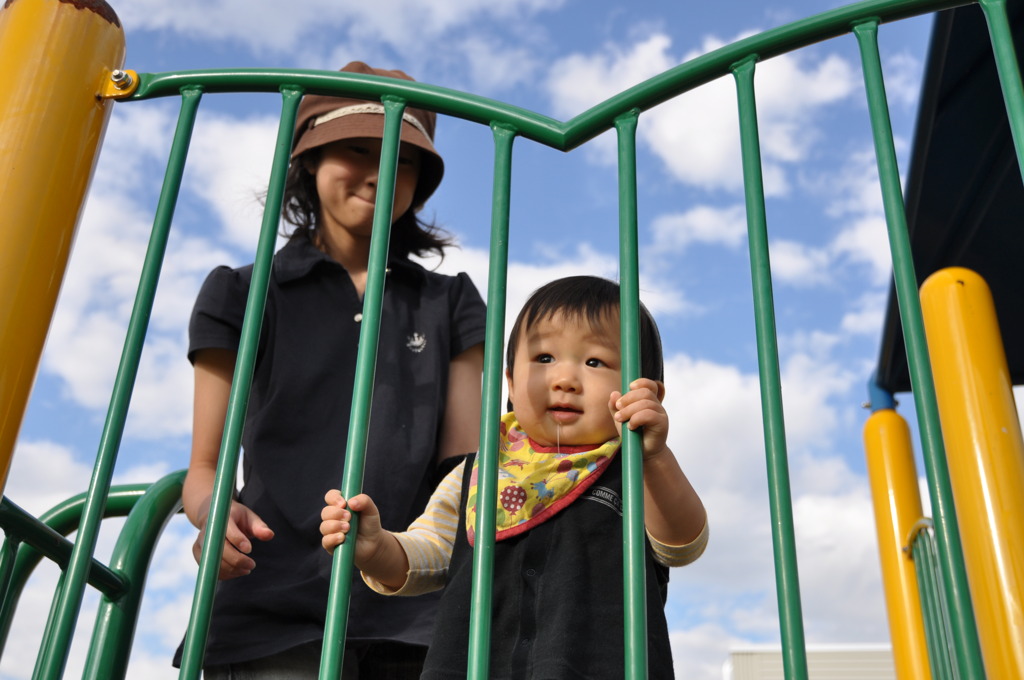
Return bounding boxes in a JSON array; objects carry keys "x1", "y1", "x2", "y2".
[{"x1": 465, "y1": 412, "x2": 620, "y2": 546}]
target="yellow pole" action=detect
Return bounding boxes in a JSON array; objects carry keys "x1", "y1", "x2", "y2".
[
  {"x1": 0, "y1": 0, "x2": 125, "y2": 494},
  {"x1": 864, "y1": 408, "x2": 933, "y2": 680},
  {"x1": 920, "y1": 266, "x2": 1024, "y2": 679}
]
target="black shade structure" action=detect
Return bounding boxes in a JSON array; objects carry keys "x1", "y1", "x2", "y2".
[{"x1": 876, "y1": 0, "x2": 1024, "y2": 394}]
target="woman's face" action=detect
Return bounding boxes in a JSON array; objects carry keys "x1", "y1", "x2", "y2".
[{"x1": 312, "y1": 137, "x2": 421, "y2": 242}]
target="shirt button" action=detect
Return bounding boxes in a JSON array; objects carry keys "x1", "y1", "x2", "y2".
[
  {"x1": 520, "y1": 638, "x2": 530, "y2": 646},
  {"x1": 525, "y1": 569, "x2": 536, "y2": 577},
  {"x1": 354, "y1": 313, "x2": 363, "y2": 322}
]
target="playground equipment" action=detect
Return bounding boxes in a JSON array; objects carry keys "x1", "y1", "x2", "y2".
[{"x1": 1, "y1": 0, "x2": 1024, "y2": 678}]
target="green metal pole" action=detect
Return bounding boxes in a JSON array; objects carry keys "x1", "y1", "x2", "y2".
[
  {"x1": 178, "y1": 85, "x2": 303, "y2": 680},
  {"x1": 732, "y1": 57, "x2": 809, "y2": 680},
  {"x1": 980, "y1": 0, "x2": 1024, "y2": 176},
  {"x1": 33, "y1": 85, "x2": 203, "y2": 680},
  {"x1": 911, "y1": 528, "x2": 954, "y2": 680},
  {"x1": 319, "y1": 97, "x2": 407, "y2": 680},
  {"x1": 614, "y1": 109, "x2": 648, "y2": 680},
  {"x1": 853, "y1": 20, "x2": 986, "y2": 680},
  {"x1": 84, "y1": 471, "x2": 186, "y2": 680},
  {"x1": 466, "y1": 123, "x2": 516, "y2": 680}
]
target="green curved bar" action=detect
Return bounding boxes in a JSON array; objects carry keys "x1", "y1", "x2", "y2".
[
  {"x1": 83, "y1": 470, "x2": 185, "y2": 680},
  {"x1": 0, "y1": 485, "x2": 149, "y2": 654},
  {"x1": 125, "y1": 0, "x2": 966, "y2": 153}
]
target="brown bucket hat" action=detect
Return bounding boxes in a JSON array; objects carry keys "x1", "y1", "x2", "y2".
[{"x1": 291, "y1": 61, "x2": 444, "y2": 207}]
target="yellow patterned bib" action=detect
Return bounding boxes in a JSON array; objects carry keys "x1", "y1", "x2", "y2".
[{"x1": 465, "y1": 412, "x2": 620, "y2": 545}]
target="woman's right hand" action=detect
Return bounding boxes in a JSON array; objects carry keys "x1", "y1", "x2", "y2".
[{"x1": 192, "y1": 500, "x2": 275, "y2": 580}]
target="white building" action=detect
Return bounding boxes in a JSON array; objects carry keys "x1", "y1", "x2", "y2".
[{"x1": 724, "y1": 644, "x2": 896, "y2": 679}]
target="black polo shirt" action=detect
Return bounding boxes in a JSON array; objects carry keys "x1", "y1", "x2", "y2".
[{"x1": 186, "y1": 235, "x2": 486, "y2": 665}]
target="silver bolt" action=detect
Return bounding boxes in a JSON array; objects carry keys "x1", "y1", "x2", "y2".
[{"x1": 110, "y1": 69, "x2": 133, "y2": 90}]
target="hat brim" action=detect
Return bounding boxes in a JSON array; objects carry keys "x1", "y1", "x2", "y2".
[{"x1": 291, "y1": 113, "x2": 444, "y2": 207}]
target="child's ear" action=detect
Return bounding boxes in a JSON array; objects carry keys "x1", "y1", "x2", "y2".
[{"x1": 505, "y1": 368, "x2": 515, "y2": 407}]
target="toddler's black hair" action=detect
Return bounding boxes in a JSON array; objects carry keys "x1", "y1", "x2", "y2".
[{"x1": 505, "y1": 275, "x2": 664, "y2": 384}]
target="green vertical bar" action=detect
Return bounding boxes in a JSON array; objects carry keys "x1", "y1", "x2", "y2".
[
  {"x1": 912, "y1": 529, "x2": 953, "y2": 680},
  {"x1": 980, "y1": 0, "x2": 1024, "y2": 175},
  {"x1": 320, "y1": 97, "x2": 407, "y2": 680},
  {"x1": 466, "y1": 124, "x2": 516, "y2": 680},
  {"x1": 179, "y1": 85, "x2": 303, "y2": 680},
  {"x1": 33, "y1": 85, "x2": 204, "y2": 680},
  {"x1": 613, "y1": 110, "x2": 647, "y2": 680},
  {"x1": 732, "y1": 57, "x2": 808, "y2": 680},
  {"x1": 853, "y1": 21, "x2": 986, "y2": 680}
]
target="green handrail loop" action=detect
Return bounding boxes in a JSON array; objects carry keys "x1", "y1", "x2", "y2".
[
  {"x1": 0, "y1": 499, "x2": 127, "y2": 598},
  {"x1": 0, "y1": 486, "x2": 149, "y2": 653},
  {"x1": 614, "y1": 109, "x2": 649, "y2": 680},
  {"x1": 466, "y1": 123, "x2": 516, "y2": 680},
  {"x1": 319, "y1": 96, "x2": 408, "y2": 680},
  {"x1": 732, "y1": 57, "x2": 809, "y2": 680},
  {"x1": 32, "y1": 84, "x2": 205, "y2": 680},
  {"x1": 84, "y1": 470, "x2": 186, "y2": 680},
  {"x1": 178, "y1": 85, "x2": 304, "y2": 680},
  {"x1": 852, "y1": 19, "x2": 986, "y2": 680}
]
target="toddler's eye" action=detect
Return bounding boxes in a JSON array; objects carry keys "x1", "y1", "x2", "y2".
[
  {"x1": 535, "y1": 353, "x2": 554, "y2": 364},
  {"x1": 585, "y1": 358, "x2": 605, "y2": 368}
]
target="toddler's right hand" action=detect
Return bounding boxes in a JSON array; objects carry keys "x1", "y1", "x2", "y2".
[{"x1": 320, "y1": 490, "x2": 384, "y2": 565}]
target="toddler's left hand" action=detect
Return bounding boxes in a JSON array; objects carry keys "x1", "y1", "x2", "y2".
[{"x1": 609, "y1": 378, "x2": 668, "y2": 459}]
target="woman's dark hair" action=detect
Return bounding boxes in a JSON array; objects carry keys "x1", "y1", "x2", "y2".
[
  {"x1": 506, "y1": 275, "x2": 665, "y2": 383},
  {"x1": 279, "y1": 150, "x2": 454, "y2": 260}
]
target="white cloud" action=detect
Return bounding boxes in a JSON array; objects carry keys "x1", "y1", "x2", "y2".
[
  {"x1": 546, "y1": 33, "x2": 857, "y2": 194},
  {"x1": 768, "y1": 239, "x2": 832, "y2": 287},
  {"x1": 670, "y1": 623, "x2": 749, "y2": 679},
  {"x1": 425, "y1": 240, "x2": 694, "y2": 332},
  {"x1": 119, "y1": 0, "x2": 564, "y2": 58},
  {"x1": 882, "y1": 50, "x2": 925, "y2": 110},
  {"x1": 841, "y1": 291, "x2": 889, "y2": 335},
  {"x1": 651, "y1": 204, "x2": 747, "y2": 253},
  {"x1": 36, "y1": 104, "x2": 237, "y2": 440},
  {"x1": 185, "y1": 115, "x2": 281, "y2": 253},
  {"x1": 5, "y1": 441, "x2": 94, "y2": 515},
  {"x1": 829, "y1": 214, "x2": 892, "y2": 286}
]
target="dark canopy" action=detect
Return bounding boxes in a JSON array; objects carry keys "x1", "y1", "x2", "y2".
[{"x1": 875, "y1": 0, "x2": 1024, "y2": 394}]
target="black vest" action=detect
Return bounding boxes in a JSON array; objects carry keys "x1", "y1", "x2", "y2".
[{"x1": 422, "y1": 453, "x2": 675, "y2": 679}]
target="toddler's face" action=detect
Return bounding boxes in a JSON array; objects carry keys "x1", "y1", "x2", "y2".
[{"x1": 506, "y1": 312, "x2": 621, "y2": 448}]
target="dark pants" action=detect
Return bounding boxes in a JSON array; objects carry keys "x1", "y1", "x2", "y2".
[{"x1": 203, "y1": 640, "x2": 428, "y2": 680}]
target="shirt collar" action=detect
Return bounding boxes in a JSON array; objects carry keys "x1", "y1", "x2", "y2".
[{"x1": 272, "y1": 234, "x2": 426, "y2": 284}]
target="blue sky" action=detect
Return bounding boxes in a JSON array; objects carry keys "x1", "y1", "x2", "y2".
[{"x1": 2, "y1": 0, "x2": 951, "y2": 677}]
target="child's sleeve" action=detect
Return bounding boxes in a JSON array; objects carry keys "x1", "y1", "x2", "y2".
[
  {"x1": 362, "y1": 461, "x2": 466, "y2": 596},
  {"x1": 188, "y1": 266, "x2": 249, "y2": 363},
  {"x1": 647, "y1": 517, "x2": 709, "y2": 568},
  {"x1": 447, "y1": 272, "x2": 486, "y2": 358}
]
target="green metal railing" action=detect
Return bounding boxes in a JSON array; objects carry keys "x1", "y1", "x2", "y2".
[
  {"x1": 3, "y1": 0, "x2": 1024, "y2": 677},
  {"x1": 908, "y1": 520, "x2": 957, "y2": 680}
]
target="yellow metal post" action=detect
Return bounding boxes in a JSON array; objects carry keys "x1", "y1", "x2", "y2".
[
  {"x1": 0, "y1": 0, "x2": 125, "y2": 494},
  {"x1": 920, "y1": 266, "x2": 1024, "y2": 679},
  {"x1": 864, "y1": 408, "x2": 933, "y2": 680}
]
